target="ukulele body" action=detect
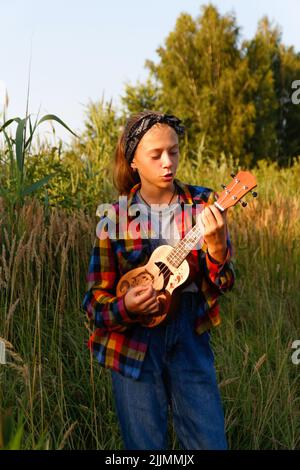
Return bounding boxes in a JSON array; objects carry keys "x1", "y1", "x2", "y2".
[{"x1": 116, "y1": 245, "x2": 190, "y2": 327}]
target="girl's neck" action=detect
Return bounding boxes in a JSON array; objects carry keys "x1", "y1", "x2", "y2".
[{"x1": 139, "y1": 182, "x2": 177, "y2": 206}]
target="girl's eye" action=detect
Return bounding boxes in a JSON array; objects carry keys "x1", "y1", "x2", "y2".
[{"x1": 150, "y1": 151, "x2": 178, "y2": 159}]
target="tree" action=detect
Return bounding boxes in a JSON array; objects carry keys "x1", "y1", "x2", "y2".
[
  {"x1": 123, "y1": 5, "x2": 256, "y2": 163},
  {"x1": 121, "y1": 78, "x2": 162, "y2": 116},
  {"x1": 121, "y1": 4, "x2": 300, "y2": 165},
  {"x1": 277, "y1": 44, "x2": 300, "y2": 161},
  {"x1": 244, "y1": 18, "x2": 282, "y2": 162}
]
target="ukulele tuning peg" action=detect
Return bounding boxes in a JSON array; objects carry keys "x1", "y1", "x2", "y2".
[
  {"x1": 230, "y1": 172, "x2": 236, "y2": 178},
  {"x1": 221, "y1": 183, "x2": 226, "y2": 189},
  {"x1": 239, "y1": 200, "x2": 247, "y2": 207},
  {"x1": 251, "y1": 191, "x2": 258, "y2": 197}
]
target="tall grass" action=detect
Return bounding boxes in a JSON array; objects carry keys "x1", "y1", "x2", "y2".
[{"x1": 0, "y1": 143, "x2": 299, "y2": 448}]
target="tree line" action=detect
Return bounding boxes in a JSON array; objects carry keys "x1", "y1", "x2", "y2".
[{"x1": 121, "y1": 4, "x2": 300, "y2": 166}]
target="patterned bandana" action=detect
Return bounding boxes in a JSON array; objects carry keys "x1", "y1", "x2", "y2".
[{"x1": 124, "y1": 112, "x2": 185, "y2": 164}]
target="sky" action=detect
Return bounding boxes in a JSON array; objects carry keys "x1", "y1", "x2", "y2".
[{"x1": 1, "y1": 0, "x2": 300, "y2": 143}]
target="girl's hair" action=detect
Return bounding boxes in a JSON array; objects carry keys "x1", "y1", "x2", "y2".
[{"x1": 113, "y1": 110, "x2": 164, "y2": 196}]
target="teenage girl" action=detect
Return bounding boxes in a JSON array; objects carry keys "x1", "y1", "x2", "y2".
[{"x1": 82, "y1": 110, "x2": 235, "y2": 450}]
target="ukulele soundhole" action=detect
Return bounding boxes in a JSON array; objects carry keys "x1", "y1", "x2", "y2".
[{"x1": 154, "y1": 261, "x2": 172, "y2": 289}]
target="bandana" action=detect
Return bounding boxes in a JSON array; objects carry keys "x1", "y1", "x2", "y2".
[{"x1": 124, "y1": 112, "x2": 185, "y2": 164}]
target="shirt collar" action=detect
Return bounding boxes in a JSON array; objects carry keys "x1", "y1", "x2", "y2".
[{"x1": 127, "y1": 178, "x2": 194, "y2": 207}]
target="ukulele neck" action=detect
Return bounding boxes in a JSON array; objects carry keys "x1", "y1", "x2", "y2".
[
  {"x1": 164, "y1": 170, "x2": 257, "y2": 269},
  {"x1": 166, "y1": 217, "x2": 205, "y2": 269}
]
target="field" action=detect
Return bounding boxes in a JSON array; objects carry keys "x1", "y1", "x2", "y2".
[{"x1": 0, "y1": 137, "x2": 299, "y2": 449}]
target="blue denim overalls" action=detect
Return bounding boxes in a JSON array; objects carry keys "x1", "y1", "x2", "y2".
[{"x1": 110, "y1": 236, "x2": 227, "y2": 450}]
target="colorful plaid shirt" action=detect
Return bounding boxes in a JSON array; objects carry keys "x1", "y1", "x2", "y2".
[{"x1": 82, "y1": 179, "x2": 235, "y2": 380}]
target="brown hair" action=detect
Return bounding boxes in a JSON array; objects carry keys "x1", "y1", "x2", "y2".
[{"x1": 112, "y1": 110, "x2": 164, "y2": 196}]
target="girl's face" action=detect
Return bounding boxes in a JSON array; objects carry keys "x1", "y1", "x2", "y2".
[{"x1": 130, "y1": 124, "x2": 179, "y2": 190}]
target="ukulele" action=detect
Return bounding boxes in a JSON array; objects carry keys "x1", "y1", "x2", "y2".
[{"x1": 116, "y1": 171, "x2": 257, "y2": 327}]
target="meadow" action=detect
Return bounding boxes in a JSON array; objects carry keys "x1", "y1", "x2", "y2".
[{"x1": 0, "y1": 113, "x2": 299, "y2": 449}]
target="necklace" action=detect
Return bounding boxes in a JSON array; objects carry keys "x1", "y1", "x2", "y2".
[{"x1": 138, "y1": 185, "x2": 178, "y2": 207}]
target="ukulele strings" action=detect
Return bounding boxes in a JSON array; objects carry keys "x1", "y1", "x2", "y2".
[
  {"x1": 162, "y1": 207, "x2": 202, "y2": 270},
  {"x1": 167, "y1": 224, "x2": 204, "y2": 267}
]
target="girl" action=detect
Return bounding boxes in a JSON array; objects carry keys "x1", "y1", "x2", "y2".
[{"x1": 82, "y1": 110, "x2": 235, "y2": 450}]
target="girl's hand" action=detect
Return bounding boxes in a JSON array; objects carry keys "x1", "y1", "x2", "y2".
[
  {"x1": 201, "y1": 205, "x2": 228, "y2": 263},
  {"x1": 124, "y1": 284, "x2": 160, "y2": 316}
]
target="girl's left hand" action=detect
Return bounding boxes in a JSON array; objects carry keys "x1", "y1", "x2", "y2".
[{"x1": 201, "y1": 205, "x2": 228, "y2": 263}]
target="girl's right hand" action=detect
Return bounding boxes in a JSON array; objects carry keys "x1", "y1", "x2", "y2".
[{"x1": 124, "y1": 284, "x2": 161, "y2": 316}]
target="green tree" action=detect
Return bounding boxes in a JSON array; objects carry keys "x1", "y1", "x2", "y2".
[
  {"x1": 245, "y1": 18, "x2": 282, "y2": 162},
  {"x1": 121, "y1": 4, "x2": 300, "y2": 165},
  {"x1": 123, "y1": 5, "x2": 257, "y2": 164},
  {"x1": 277, "y1": 44, "x2": 300, "y2": 161},
  {"x1": 121, "y1": 78, "x2": 162, "y2": 116}
]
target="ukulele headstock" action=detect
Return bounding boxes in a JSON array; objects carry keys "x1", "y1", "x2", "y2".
[{"x1": 214, "y1": 171, "x2": 257, "y2": 211}]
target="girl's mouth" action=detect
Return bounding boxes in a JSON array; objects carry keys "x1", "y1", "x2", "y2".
[{"x1": 161, "y1": 173, "x2": 173, "y2": 181}]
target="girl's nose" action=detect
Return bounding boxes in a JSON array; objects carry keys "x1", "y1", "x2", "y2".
[{"x1": 161, "y1": 151, "x2": 173, "y2": 167}]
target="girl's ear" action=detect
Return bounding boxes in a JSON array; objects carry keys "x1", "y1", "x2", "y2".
[{"x1": 130, "y1": 160, "x2": 137, "y2": 171}]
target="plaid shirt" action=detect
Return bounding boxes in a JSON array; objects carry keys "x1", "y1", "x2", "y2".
[{"x1": 82, "y1": 179, "x2": 235, "y2": 380}]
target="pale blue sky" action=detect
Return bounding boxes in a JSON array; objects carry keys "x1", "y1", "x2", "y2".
[{"x1": 1, "y1": 0, "x2": 299, "y2": 143}]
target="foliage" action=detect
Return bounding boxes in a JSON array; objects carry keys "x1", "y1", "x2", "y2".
[
  {"x1": 121, "y1": 78, "x2": 162, "y2": 115},
  {"x1": 121, "y1": 5, "x2": 300, "y2": 165},
  {"x1": 0, "y1": 101, "x2": 121, "y2": 212},
  {"x1": 0, "y1": 113, "x2": 77, "y2": 212}
]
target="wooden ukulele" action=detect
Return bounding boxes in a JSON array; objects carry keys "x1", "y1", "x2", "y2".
[{"x1": 116, "y1": 171, "x2": 257, "y2": 327}]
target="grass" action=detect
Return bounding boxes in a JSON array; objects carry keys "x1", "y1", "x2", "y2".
[{"x1": 0, "y1": 152, "x2": 299, "y2": 449}]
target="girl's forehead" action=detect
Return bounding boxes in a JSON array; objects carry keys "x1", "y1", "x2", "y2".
[{"x1": 139, "y1": 124, "x2": 178, "y2": 149}]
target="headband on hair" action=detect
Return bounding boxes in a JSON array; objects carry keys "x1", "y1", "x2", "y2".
[{"x1": 124, "y1": 112, "x2": 185, "y2": 164}]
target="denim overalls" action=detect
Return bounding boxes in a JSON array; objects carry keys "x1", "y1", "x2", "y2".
[{"x1": 110, "y1": 236, "x2": 227, "y2": 450}]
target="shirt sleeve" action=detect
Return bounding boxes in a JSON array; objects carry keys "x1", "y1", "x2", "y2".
[
  {"x1": 203, "y1": 239, "x2": 235, "y2": 293},
  {"x1": 201, "y1": 190, "x2": 235, "y2": 294},
  {"x1": 82, "y1": 221, "x2": 140, "y2": 333}
]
